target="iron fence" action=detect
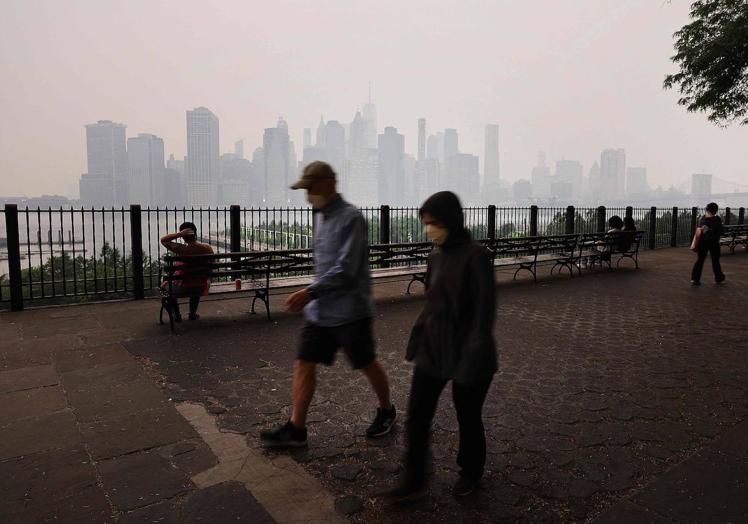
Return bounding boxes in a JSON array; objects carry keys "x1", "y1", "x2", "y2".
[{"x1": 2, "y1": 203, "x2": 745, "y2": 309}]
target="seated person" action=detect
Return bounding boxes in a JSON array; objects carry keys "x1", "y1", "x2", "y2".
[
  {"x1": 607, "y1": 215, "x2": 624, "y2": 233},
  {"x1": 623, "y1": 216, "x2": 636, "y2": 231},
  {"x1": 596, "y1": 216, "x2": 624, "y2": 254},
  {"x1": 160, "y1": 222, "x2": 214, "y2": 321}
]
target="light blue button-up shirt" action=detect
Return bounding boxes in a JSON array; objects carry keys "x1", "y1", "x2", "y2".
[{"x1": 305, "y1": 195, "x2": 373, "y2": 327}]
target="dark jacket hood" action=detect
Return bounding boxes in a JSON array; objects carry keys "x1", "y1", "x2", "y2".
[{"x1": 419, "y1": 191, "x2": 471, "y2": 246}]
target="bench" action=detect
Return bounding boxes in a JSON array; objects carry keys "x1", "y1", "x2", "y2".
[
  {"x1": 578, "y1": 231, "x2": 644, "y2": 271},
  {"x1": 159, "y1": 242, "x2": 433, "y2": 331},
  {"x1": 159, "y1": 233, "x2": 644, "y2": 331},
  {"x1": 481, "y1": 235, "x2": 580, "y2": 283},
  {"x1": 719, "y1": 225, "x2": 748, "y2": 254}
]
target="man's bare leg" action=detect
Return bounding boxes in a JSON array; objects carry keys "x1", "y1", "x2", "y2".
[
  {"x1": 290, "y1": 359, "x2": 316, "y2": 428},
  {"x1": 361, "y1": 359, "x2": 392, "y2": 409}
]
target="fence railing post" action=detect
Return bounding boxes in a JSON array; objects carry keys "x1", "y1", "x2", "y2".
[
  {"x1": 230, "y1": 205, "x2": 241, "y2": 252},
  {"x1": 625, "y1": 206, "x2": 633, "y2": 220},
  {"x1": 725, "y1": 206, "x2": 732, "y2": 225},
  {"x1": 487, "y1": 205, "x2": 496, "y2": 240},
  {"x1": 565, "y1": 206, "x2": 575, "y2": 234},
  {"x1": 670, "y1": 206, "x2": 678, "y2": 248},
  {"x1": 691, "y1": 207, "x2": 699, "y2": 239},
  {"x1": 596, "y1": 206, "x2": 606, "y2": 233},
  {"x1": 380, "y1": 205, "x2": 390, "y2": 244},
  {"x1": 530, "y1": 205, "x2": 538, "y2": 236},
  {"x1": 649, "y1": 206, "x2": 657, "y2": 250},
  {"x1": 739, "y1": 207, "x2": 745, "y2": 225},
  {"x1": 4, "y1": 204, "x2": 24, "y2": 311},
  {"x1": 129, "y1": 205, "x2": 144, "y2": 300}
]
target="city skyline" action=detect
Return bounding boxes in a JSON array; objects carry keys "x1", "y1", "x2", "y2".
[{"x1": 2, "y1": 1, "x2": 748, "y2": 199}]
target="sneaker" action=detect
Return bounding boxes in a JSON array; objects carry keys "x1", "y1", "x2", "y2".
[
  {"x1": 188, "y1": 313, "x2": 200, "y2": 321},
  {"x1": 260, "y1": 421, "x2": 308, "y2": 448},
  {"x1": 382, "y1": 480, "x2": 427, "y2": 503},
  {"x1": 690, "y1": 280, "x2": 700, "y2": 286},
  {"x1": 453, "y1": 475, "x2": 480, "y2": 497},
  {"x1": 367, "y1": 405, "x2": 397, "y2": 437}
]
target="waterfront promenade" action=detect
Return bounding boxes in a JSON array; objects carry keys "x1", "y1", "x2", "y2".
[{"x1": 1, "y1": 247, "x2": 747, "y2": 523}]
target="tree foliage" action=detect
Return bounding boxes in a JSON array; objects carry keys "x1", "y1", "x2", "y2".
[{"x1": 664, "y1": 0, "x2": 748, "y2": 125}]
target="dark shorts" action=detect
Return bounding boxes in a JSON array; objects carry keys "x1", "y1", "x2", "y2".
[{"x1": 298, "y1": 317, "x2": 376, "y2": 370}]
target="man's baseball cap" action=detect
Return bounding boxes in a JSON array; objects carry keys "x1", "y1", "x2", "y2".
[{"x1": 290, "y1": 161, "x2": 336, "y2": 190}]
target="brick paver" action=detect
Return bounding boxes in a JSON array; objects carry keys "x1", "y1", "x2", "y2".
[{"x1": 1, "y1": 247, "x2": 747, "y2": 522}]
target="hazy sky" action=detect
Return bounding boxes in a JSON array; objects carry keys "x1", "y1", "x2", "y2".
[{"x1": 1, "y1": 0, "x2": 747, "y2": 198}]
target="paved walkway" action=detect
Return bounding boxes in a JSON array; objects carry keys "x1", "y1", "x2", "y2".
[{"x1": 1, "y1": 247, "x2": 747, "y2": 522}]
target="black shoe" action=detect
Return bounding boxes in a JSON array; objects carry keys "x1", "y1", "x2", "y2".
[
  {"x1": 716, "y1": 276, "x2": 725, "y2": 284},
  {"x1": 453, "y1": 475, "x2": 480, "y2": 497},
  {"x1": 367, "y1": 405, "x2": 397, "y2": 437},
  {"x1": 382, "y1": 480, "x2": 427, "y2": 503},
  {"x1": 260, "y1": 421, "x2": 308, "y2": 448},
  {"x1": 188, "y1": 313, "x2": 200, "y2": 321},
  {"x1": 690, "y1": 280, "x2": 700, "y2": 286}
]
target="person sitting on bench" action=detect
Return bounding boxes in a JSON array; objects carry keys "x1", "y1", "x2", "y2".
[{"x1": 160, "y1": 222, "x2": 214, "y2": 321}]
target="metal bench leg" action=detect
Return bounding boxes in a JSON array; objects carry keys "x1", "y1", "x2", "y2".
[{"x1": 252, "y1": 290, "x2": 271, "y2": 320}]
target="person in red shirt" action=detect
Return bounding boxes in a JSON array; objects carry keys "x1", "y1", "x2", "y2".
[{"x1": 160, "y1": 222, "x2": 214, "y2": 321}]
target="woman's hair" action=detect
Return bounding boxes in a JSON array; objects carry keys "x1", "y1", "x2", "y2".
[
  {"x1": 419, "y1": 191, "x2": 470, "y2": 242},
  {"x1": 623, "y1": 216, "x2": 636, "y2": 230},
  {"x1": 608, "y1": 215, "x2": 624, "y2": 230},
  {"x1": 706, "y1": 202, "x2": 719, "y2": 214}
]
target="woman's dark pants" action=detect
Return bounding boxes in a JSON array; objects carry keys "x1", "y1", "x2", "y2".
[
  {"x1": 691, "y1": 241, "x2": 724, "y2": 283},
  {"x1": 404, "y1": 367, "x2": 492, "y2": 486}
]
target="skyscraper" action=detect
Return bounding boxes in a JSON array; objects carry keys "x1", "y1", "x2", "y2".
[
  {"x1": 263, "y1": 118, "x2": 295, "y2": 206},
  {"x1": 234, "y1": 140, "x2": 244, "y2": 159},
  {"x1": 418, "y1": 118, "x2": 426, "y2": 163},
  {"x1": 443, "y1": 128, "x2": 459, "y2": 164},
  {"x1": 483, "y1": 124, "x2": 500, "y2": 202},
  {"x1": 626, "y1": 167, "x2": 649, "y2": 196},
  {"x1": 484, "y1": 124, "x2": 499, "y2": 186},
  {"x1": 692, "y1": 173, "x2": 713, "y2": 199},
  {"x1": 555, "y1": 159, "x2": 583, "y2": 199},
  {"x1": 315, "y1": 116, "x2": 326, "y2": 148},
  {"x1": 323, "y1": 120, "x2": 346, "y2": 191},
  {"x1": 378, "y1": 127, "x2": 405, "y2": 204},
  {"x1": 186, "y1": 107, "x2": 220, "y2": 206},
  {"x1": 348, "y1": 111, "x2": 367, "y2": 160},
  {"x1": 446, "y1": 153, "x2": 480, "y2": 203},
  {"x1": 127, "y1": 133, "x2": 164, "y2": 206},
  {"x1": 221, "y1": 153, "x2": 252, "y2": 206},
  {"x1": 81, "y1": 120, "x2": 128, "y2": 205},
  {"x1": 531, "y1": 152, "x2": 552, "y2": 199},
  {"x1": 303, "y1": 128, "x2": 312, "y2": 149},
  {"x1": 363, "y1": 90, "x2": 377, "y2": 149},
  {"x1": 600, "y1": 148, "x2": 626, "y2": 201}
]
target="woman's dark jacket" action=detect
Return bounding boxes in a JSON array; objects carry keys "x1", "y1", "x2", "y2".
[{"x1": 406, "y1": 237, "x2": 498, "y2": 386}]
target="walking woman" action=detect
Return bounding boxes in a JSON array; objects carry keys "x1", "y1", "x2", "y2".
[
  {"x1": 388, "y1": 191, "x2": 497, "y2": 501},
  {"x1": 690, "y1": 202, "x2": 725, "y2": 285}
]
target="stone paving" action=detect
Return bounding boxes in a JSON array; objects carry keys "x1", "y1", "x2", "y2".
[{"x1": 1, "y1": 247, "x2": 747, "y2": 522}]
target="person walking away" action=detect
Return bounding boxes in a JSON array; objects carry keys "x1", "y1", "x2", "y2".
[
  {"x1": 387, "y1": 191, "x2": 497, "y2": 501},
  {"x1": 691, "y1": 202, "x2": 725, "y2": 285},
  {"x1": 260, "y1": 161, "x2": 396, "y2": 447},
  {"x1": 160, "y1": 222, "x2": 214, "y2": 321}
]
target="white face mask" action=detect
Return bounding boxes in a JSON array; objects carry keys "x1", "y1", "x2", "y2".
[
  {"x1": 424, "y1": 224, "x2": 449, "y2": 245},
  {"x1": 306, "y1": 193, "x2": 327, "y2": 209}
]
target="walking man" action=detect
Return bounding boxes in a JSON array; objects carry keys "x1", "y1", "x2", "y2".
[
  {"x1": 260, "y1": 161, "x2": 396, "y2": 447},
  {"x1": 691, "y1": 202, "x2": 725, "y2": 285}
]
